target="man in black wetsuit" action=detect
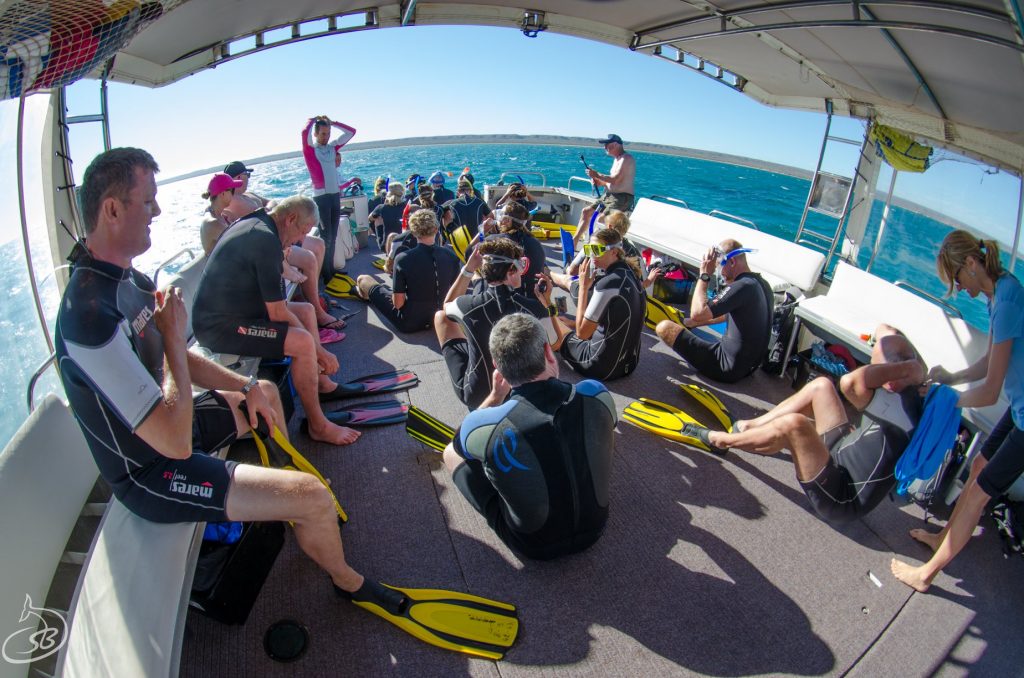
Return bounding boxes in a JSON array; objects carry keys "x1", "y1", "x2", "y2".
[
  {"x1": 560, "y1": 229, "x2": 647, "y2": 381},
  {"x1": 355, "y1": 209, "x2": 461, "y2": 333},
  {"x1": 442, "y1": 313, "x2": 617, "y2": 560},
  {"x1": 694, "y1": 324, "x2": 926, "y2": 523},
  {"x1": 655, "y1": 239, "x2": 774, "y2": 383},
  {"x1": 55, "y1": 148, "x2": 369, "y2": 597},
  {"x1": 435, "y1": 237, "x2": 565, "y2": 409},
  {"x1": 445, "y1": 177, "x2": 491, "y2": 235},
  {"x1": 192, "y1": 196, "x2": 360, "y2": 446}
]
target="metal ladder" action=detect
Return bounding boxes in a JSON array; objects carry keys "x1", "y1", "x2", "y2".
[{"x1": 794, "y1": 100, "x2": 868, "y2": 275}]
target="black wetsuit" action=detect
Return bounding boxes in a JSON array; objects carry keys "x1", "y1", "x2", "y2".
[
  {"x1": 801, "y1": 387, "x2": 923, "y2": 523},
  {"x1": 432, "y1": 186, "x2": 455, "y2": 205},
  {"x1": 446, "y1": 195, "x2": 492, "y2": 235},
  {"x1": 55, "y1": 253, "x2": 238, "y2": 523},
  {"x1": 192, "y1": 209, "x2": 288, "y2": 357},
  {"x1": 442, "y1": 284, "x2": 550, "y2": 409},
  {"x1": 368, "y1": 243, "x2": 461, "y2": 332},
  {"x1": 671, "y1": 272, "x2": 774, "y2": 382},
  {"x1": 502, "y1": 229, "x2": 547, "y2": 296},
  {"x1": 561, "y1": 260, "x2": 646, "y2": 381},
  {"x1": 452, "y1": 378, "x2": 616, "y2": 560},
  {"x1": 369, "y1": 201, "x2": 406, "y2": 246}
]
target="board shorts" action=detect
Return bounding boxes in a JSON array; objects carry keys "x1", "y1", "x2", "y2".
[
  {"x1": 977, "y1": 408, "x2": 1024, "y2": 497},
  {"x1": 201, "y1": 319, "x2": 288, "y2": 359},
  {"x1": 118, "y1": 390, "x2": 239, "y2": 523},
  {"x1": 590, "y1": 192, "x2": 634, "y2": 213}
]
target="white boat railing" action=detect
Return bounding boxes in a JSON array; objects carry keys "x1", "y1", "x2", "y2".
[
  {"x1": 153, "y1": 247, "x2": 197, "y2": 286},
  {"x1": 708, "y1": 209, "x2": 759, "y2": 231},
  {"x1": 498, "y1": 171, "x2": 546, "y2": 186},
  {"x1": 894, "y1": 280, "x2": 963, "y2": 318},
  {"x1": 649, "y1": 195, "x2": 690, "y2": 209},
  {"x1": 566, "y1": 176, "x2": 597, "y2": 195},
  {"x1": 26, "y1": 353, "x2": 57, "y2": 413}
]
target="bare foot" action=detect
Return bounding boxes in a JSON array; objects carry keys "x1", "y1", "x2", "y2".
[
  {"x1": 909, "y1": 527, "x2": 943, "y2": 552},
  {"x1": 733, "y1": 419, "x2": 749, "y2": 433},
  {"x1": 282, "y1": 262, "x2": 308, "y2": 284},
  {"x1": 308, "y1": 420, "x2": 361, "y2": 446},
  {"x1": 890, "y1": 558, "x2": 931, "y2": 592}
]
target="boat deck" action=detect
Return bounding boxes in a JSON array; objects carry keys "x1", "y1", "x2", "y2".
[{"x1": 180, "y1": 241, "x2": 1024, "y2": 677}]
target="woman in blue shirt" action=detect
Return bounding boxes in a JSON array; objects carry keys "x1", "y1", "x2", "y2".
[{"x1": 892, "y1": 230, "x2": 1024, "y2": 592}]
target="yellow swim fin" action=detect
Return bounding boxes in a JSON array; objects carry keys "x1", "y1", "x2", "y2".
[
  {"x1": 530, "y1": 220, "x2": 561, "y2": 239},
  {"x1": 644, "y1": 295, "x2": 682, "y2": 330},
  {"x1": 371, "y1": 257, "x2": 387, "y2": 271},
  {"x1": 325, "y1": 273, "x2": 360, "y2": 299},
  {"x1": 448, "y1": 224, "x2": 473, "y2": 263},
  {"x1": 244, "y1": 405, "x2": 349, "y2": 523},
  {"x1": 622, "y1": 399, "x2": 725, "y2": 455},
  {"x1": 405, "y1": 406, "x2": 455, "y2": 452},
  {"x1": 677, "y1": 382, "x2": 734, "y2": 432},
  {"x1": 342, "y1": 579, "x2": 519, "y2": 659}
]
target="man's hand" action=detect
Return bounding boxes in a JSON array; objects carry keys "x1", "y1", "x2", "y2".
[
  {"x1": 244, "y1": 382, "x2": 282, "y2": 432},
  {"x1": 490, "y1": 370, "x2": 511, "y2": 402},
  {"x1": 700, "y1": 247, "x2": 718, "y2": 276},
  {"x1": 317, "y1": 346, "x2": 339, "y2": 376},
  {"x1": 586, "y1": 168, "x2": 598, "y2": 180},
  {"x1": 154, "y1": 286, "x2": 189, "y2": 345},
  {"x1": 533, "y1": 272, "x2": 554, "y2": 306}
]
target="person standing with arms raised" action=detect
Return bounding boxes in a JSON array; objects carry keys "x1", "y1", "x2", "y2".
[{"x1": 301, "y1": 115, "x2": 355, "y2": 283}]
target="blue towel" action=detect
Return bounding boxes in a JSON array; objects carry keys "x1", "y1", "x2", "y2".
[{"x1": 894, "y1": 384, "x2": 961, "y2": 495}]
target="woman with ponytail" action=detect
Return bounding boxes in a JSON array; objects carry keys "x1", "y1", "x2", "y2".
[{"x1": 892, "y1": 230, "x2": 1024, "y2": 592}]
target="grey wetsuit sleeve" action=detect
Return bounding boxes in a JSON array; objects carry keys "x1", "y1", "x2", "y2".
[{"x1": 583, "y1": 285, "x2": 615, "y2": 323}]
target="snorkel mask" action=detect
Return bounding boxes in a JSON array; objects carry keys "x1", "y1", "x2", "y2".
[
  {"x1": 582, "y1": 242, "x2": 623, "y2": 258},
  {"x1": 482, "y1": 254, "x2": 528, "y2": 275}
]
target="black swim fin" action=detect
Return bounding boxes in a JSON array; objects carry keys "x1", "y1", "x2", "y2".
[
  {"x1": 301, "y1": 399, "x2": 409, "y2": 432},
  {"x1": 319, "y1": 369, "x2": 420, "y2": 402},
  {"x1": 242, "y1": 405, "x2": 348, "y2": 523},
  {"x1": 405, "y1": 406, "x2": 455, "y2": 452},
  {"x1": 325, "y1": 273, "x2": 361, "y2": 299},
  {"x1": 339, "y1": 579, "x2": 519, "y2": 659}
]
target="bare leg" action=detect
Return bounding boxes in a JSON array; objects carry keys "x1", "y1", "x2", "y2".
[
  {"x1": 433, "y1": 309, "x2": 466, "y2": 348},
  {"x1": 302, "y1": 235, "x2": 326, "y2": 274},
  {"x1": 655, "y1": 319, "x2": 684, "y2": 348},
  {"x1": 910, "y1": 454, "x2": 988, "y2": 551},
  {"x1": 226, "y1": 465, "x2": 362, "y2": 591},
  {"x1": 733, "y1": 376, "x2": 847, "y2": 434},
  {"x1": 572, "y1": 205, "x2": 597, "y2": 247},
  {"x1": 355, "y1": 275, "x2": 376, "y2": 300},
  {"x1": 283, "y1": 305, "x2": 359, "y2": 446},
  {"x1": 289, "y1": 246, "x2": 337, "y2": 326},
  {"x1": 709, "y1": 411, "x2": 833, "y2": 481},
  {"x1": 891, "y1": 476, "x2": 991, "y2": 592},
  {"x1": 442, "y1": 443, "x2": 462, "y2": 472}
]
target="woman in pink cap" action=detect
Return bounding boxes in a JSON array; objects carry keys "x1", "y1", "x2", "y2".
[{"x1": 199, "y1": 172, "x2": 243, "y2": 256}]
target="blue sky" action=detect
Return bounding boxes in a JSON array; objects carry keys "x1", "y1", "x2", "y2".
[{"x1": 6, "y1": 23, "x2": 1022, "y2": 244}]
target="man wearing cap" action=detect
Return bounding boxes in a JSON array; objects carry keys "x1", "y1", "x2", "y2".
[
  {"x1": 574, "y1": 134, "x2": 636, "y2": 246},
  {"x1": 221, "y1": 161, "x2": 266, "y2": 224},
  {"x1": 655, "y1": 239, "x2": 774, "y2": 383}
]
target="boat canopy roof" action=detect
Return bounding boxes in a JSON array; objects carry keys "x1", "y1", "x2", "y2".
[{"x1": 3, "y1": 0, "x2": 1023, "y2": 172}]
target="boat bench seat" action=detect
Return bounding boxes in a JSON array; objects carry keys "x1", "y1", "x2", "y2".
[
  {"x1": 791, "y1": 260, "x2": 1005, "y2": 433},
  {"x1": 626, "y1": 197, "x2": 827, "y2": 293}
]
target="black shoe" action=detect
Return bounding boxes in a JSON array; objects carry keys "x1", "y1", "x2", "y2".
[{"x1": 681, "y1": 423, "x2": 727, "y2": 456}]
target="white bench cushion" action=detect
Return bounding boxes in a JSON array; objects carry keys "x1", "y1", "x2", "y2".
[{"x1": 626, "y1": 198, "x2": 826, "y2": 292}]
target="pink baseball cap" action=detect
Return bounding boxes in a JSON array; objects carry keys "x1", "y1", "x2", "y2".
[{"x1": 207, "y1": 172, "x2": 243, "y2": 196}]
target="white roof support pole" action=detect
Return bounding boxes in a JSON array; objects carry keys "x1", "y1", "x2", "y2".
[
  {"x1": 1011, "y1": 176, "x2": 1023, "y2": 273},
  {"x1": 866, "y1": 168, "x2": 898, "y2": 273}
]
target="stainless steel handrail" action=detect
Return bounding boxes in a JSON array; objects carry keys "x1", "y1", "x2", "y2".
[
  {"x1": 894, "y1": 281, "x2": 963, "y2": 318},
  {"x1": 708, "y1": 209, "x2": 760, "y2": 230},
  {"x1": 567, "y1": 176, "x2": 597, "y2": 194},
  {"x1": 648, "y1": 195, "x2": 690, "y2": 209},
  {"x1": 153, "y1": 248, "x2": 196, "y2": 286},
  {"x1": 497, "y1": 171, "x2": 547, "y2": 186},
  {"x1": 27, "y1": 353, "x2": 57, "y2": 413}
]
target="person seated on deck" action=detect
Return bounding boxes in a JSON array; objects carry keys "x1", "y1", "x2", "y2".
[
  {"x1": 442, "y1": 312, "x2": 616, "y2": 560},
  {"x1": 551, "y1": 209, "x2": 654, "y2": 301},
  {"x1": 494, "y1": 182, "x2": 538, "y2": 213},
  {"x1": 655, "y1": 240, "x2": 774, "y2": 383},
  {"x1": 191, "y1": 196, "x2": 360, "y2": 445},
  {"x1": 892, "y1": 232, "x2": 1024, "y2": 593},
  {"x1": 560, "y1": 229, "x2": 646, "y2": 382},
  {"x1": 434, "y1": 237, "x2": 565, "y2": 410},
  {"x1": 485, "y1": 201, "x2": 546, "y2": 296},
  {"x1": 692, "y1": 324, "x2": 926, "y2": 524},
  {"x1": 366, "y1": 175, "x2": 388, "y2": 215},
  {"x1": 573, "y1": 134, "x2": 636, "y2": 247},
  {"x1": 199, "y1": 172, "x2": 243, "y2": 256},
  {"x1": 355, "y1": 209, "x2": 461, "y2": 333},
  {"x1": 56, "y1": 147, "x2": 368, "y2": 600},
  {"x1": 402, "y1": 181, "x2": 447, "y2": 234},
  {"x1": 368, "y1": 181, "x2": 406, "y2": 249},
  {"x1": 219, "y1": 160, "x2": 337, "y2": 328},
  {"x1": 429, "y1": 171, "x2": 455, "y2": 205},
  {"x1": 445, "y1": 176, "x2": 492, "y2": 236}
]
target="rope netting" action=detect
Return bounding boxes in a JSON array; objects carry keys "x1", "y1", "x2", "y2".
[{"x1": 0, "y1": 0, "x2": 184, "y2": 100}]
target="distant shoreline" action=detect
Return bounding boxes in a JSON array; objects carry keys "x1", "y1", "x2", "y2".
[{"x1": 160, "y1": 133, "x2": 963, "y2": 231}]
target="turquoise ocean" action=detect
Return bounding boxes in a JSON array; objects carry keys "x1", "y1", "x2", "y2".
[{"x1": 0, "y1": 142, "x2": 989, "y2": 448}]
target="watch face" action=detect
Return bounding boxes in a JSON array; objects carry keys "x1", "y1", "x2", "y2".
[{"x1": 700, "y1": 273, "x2": 711, "y2": 282}]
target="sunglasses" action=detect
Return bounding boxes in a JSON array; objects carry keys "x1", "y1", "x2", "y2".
[{"x1": 583, "y1": 243, "x2": 621, "y2": 258}]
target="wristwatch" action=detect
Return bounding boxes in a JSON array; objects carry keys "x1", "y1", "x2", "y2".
[
  {"x1": 240, "y1": 374, "x2": 258, "y2": 395},
  {"x1": 699, "y1": 273, "x2": 711, "y2": 283},
  {"x1": 547, "y1": 304, "x2": 558, "y2": 317}
]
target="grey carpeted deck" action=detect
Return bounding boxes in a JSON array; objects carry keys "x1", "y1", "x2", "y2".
[{"x1": 180, "y1": 242, "x2": 1024, "y2": 677}]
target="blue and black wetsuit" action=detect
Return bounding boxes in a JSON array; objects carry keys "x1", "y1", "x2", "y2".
[
  {"x1": 55, "y1": 253, "x2": 238, "y2": 523},
  {"x1": 451, "y1": 378, "x2": 616, "y2": 560}
]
